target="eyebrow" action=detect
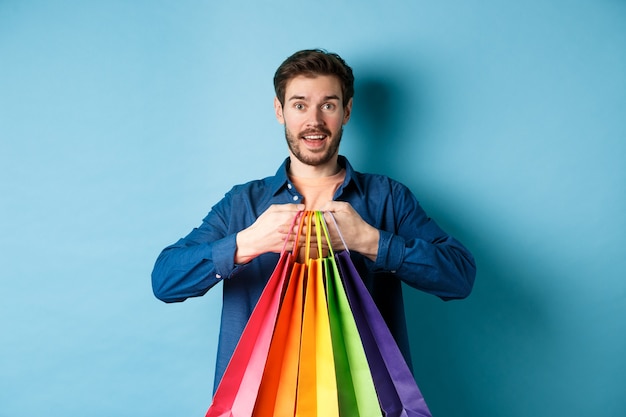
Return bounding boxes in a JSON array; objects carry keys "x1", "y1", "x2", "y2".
[{"x1": 287, "y1": 94, "x2": 341, "y2": 102}]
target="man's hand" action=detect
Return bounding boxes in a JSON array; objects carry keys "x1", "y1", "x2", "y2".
[
  {"x1": 235, "y1": 204, "x2": 305, "y2": 264},
  {"x1": 320, "y1": 201, "x2": 380, "y2": 261}
]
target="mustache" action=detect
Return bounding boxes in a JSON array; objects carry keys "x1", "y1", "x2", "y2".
[{"x1": 300, "y1": 127, "x2": 332, "y2": 137}]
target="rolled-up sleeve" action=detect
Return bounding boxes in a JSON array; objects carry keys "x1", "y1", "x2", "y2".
[{"x1": 373, "y1": 230, "x2": 405, "y2": 273}]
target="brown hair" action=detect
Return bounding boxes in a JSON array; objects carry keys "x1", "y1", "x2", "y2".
[{"x1": 273, "y1": 49, "x2": 354, "y2": 107}]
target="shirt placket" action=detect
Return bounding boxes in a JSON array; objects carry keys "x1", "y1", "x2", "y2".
[{"x1": 286, "y1": 182, "x2": 303, "y2": 203}]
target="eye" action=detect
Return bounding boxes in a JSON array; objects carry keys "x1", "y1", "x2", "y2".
[
  {"x1": 322, "y1": 103, "x2": 336, "y2": 111},
  {"x1": 294, "y1": 103, "x2": 305, "y2": 110}
]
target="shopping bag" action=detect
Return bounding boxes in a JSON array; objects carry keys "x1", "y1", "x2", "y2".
[
  {"x1": 319, "y1": 212, "x2": 382, "y2": 417},
  {"x1": 205, "y1": 214, "x2": 300, "y2": 417},
  {"x1": 327, "y1": 213, "x2": 432, "y2": 417},
  {"x1": 254, "y1": 211, "x2": 339, "y2": 417},
  {"x1": 209, "y1": 209, "x2": 431, "y2": 417},
  {"x1": 252, "y1": 220, "x2": 307, "y2": 417},
  {"x1": 295, "y1": 211, "x2": 339, "y2": 416}
]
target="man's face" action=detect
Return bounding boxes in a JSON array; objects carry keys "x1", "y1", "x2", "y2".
[{"x1": 274, "y1": 75, "x2": 352, "y2": 168}]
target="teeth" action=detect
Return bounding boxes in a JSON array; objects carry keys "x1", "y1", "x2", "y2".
[{"x1": 304, "y1": 135, "x2": 325, "y2": 140}]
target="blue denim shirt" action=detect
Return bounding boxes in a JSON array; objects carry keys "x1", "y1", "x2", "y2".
[{"x1": 152, "y1": 155, "x2": 476, "y2": 390}]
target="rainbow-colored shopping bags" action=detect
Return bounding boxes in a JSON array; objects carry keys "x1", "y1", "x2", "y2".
[{"x1": 206, "y1": 211, "x2": 431, "y2": 417}]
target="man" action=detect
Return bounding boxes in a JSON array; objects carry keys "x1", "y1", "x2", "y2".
[{"x1": 151, "y1": 49, "x2": 476, "y2": 391}]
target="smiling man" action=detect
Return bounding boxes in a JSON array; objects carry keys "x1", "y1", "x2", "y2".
[
  {"x1": 278, "y1": 74, "x2": 348, "y2": 169},
  {"x1": 151, "y1": 49, "x2": 476, "y2": 392}
]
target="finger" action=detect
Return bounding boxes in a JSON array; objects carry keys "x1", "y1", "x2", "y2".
[
  {"x1": 277, "y1": 211, "x2": 306, "y2": 233},
  {"x1": 320, "y1": 200, "x2": 350, "y2": 212},
  {"x1": 267, "y1": 203, "x2": 305, "y2": 212}
]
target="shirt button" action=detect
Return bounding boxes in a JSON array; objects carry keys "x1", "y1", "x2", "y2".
[
  {"x1": 287, "y1": 183, "x2": 292, "y2": 189},
  {"x1": 216, "y1": 274, "x2": 222, "y2": 279},
  {"x1": 292, "y1": 195, "x2": 299, "y2": 201}
]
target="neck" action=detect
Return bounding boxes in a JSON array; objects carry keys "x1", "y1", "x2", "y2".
[{"x1": 288, "y1": 153, "x2": 341, "y2": 178}]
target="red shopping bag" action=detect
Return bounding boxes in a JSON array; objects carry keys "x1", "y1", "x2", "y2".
[
  {"x1": 252, "y1": 254, "x2": 306, "y2": 416},
  {"x1": 205, "y1": 215, "x2": 300, "y2": 417}
]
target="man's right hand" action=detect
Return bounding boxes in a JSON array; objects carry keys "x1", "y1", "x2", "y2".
[{"x1": 234, "y1": 204, "x2": 305, "y2": 264}]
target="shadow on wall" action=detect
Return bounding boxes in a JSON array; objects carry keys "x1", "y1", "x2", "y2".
[
  {"x1": 350, "y1": 73, "x2": 416, "y2": 176},
  {"x1": 350, "y1": 64, "x2": 555, "y2": 417}
]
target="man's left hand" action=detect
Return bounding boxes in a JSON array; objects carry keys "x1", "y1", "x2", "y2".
[{"x1": 320, "y1": 201, "x2": 379, "y2": 261}]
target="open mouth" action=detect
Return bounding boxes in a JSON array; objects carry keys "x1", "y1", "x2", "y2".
[
  {"x1": 302, "y1": 134, "x2": 326, "y2": 140},
  {"x1": 300, "y1": 130, "x2": 330, "y2": 148}
]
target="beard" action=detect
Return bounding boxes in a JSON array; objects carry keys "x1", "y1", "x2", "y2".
[{"x1": 284, "y1": 125, "x2": 343, "y2": 167}]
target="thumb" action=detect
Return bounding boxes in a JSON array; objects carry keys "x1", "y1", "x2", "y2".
[{"x1": 320, "y1": 200, "x2": 345, "y2": 212}]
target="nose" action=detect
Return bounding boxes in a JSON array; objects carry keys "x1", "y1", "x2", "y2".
[{"x1": 306, "y1": 107, "x2": 325, "y2": 127}]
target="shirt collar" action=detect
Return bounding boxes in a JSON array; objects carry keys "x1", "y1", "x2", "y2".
[{"x1": 270, "y1": 155, "x2": 364, "y2": 196}]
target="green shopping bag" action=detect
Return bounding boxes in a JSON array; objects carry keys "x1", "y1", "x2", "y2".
[{"x1": 317, "y1": 211, "x2": 382, "y2": 417}]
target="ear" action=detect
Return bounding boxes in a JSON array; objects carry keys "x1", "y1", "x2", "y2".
[
  {"x1": 274, "y1": 97, "x2": 285, "y2": 125},
  {"x1": 342, "y1": 98, "x2": 353, "y2": 125}
]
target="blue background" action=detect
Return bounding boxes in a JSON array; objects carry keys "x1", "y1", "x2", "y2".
[{"x1": 1, "y1": 1, "x2": 624, "y2": 416}]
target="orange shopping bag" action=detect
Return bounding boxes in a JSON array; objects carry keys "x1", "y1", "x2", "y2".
[
  {"x1": 295, "y1": 211, "x2": 339, "y2": 416},
  {"x1": 255, "y1": 211, "x2": 341, "y2": 417},
  {"x1": 253, "y1": 214, "x2": 308, "y2": 417}
]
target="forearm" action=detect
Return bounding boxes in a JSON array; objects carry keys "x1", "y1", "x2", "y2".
[
  {"x1": 151, "y1": 234, "x2": 237, "y2": 302},
  {"x1": 347, "y1": 223, "x2": 379, "y2": 262},
  {"x1": 234, "y1": 228, "x2": 266, "y2": 265},
  {"x1": 375, "y1": 230, "x2": 476, "y2": 300}
]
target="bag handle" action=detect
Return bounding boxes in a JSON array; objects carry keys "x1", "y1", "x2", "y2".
[
  {"x1": 322, "y1": 211, "x2": 349, "y2": 255},
  {"x1": 287, "y1": 210, "x2": 347, "y2": 260},
  {"x1": 314, "y1": 211, "x2": 325, "y2": 259},
  {"x1": 281, "y1": 210, "x2": 305, "y2": 255},
  {"x1": 304, "y1": 211, "x2": 314, "y2": 261}
]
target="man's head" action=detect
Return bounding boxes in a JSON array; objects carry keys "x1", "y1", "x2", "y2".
[
  {"x1": 274, "y1": 49, "x2": 354, "y2": 108},
  {"x1": 273, "y1": 50, "x2": 354, "y2": 171}
]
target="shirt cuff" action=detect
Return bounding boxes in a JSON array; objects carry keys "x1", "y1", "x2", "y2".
[
  {"x1": 374, "y1": 230, "x2": 405, "y2": 273},
  {"x1": 211, "y1": 234, "x2": 237, "y2": 279}
]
